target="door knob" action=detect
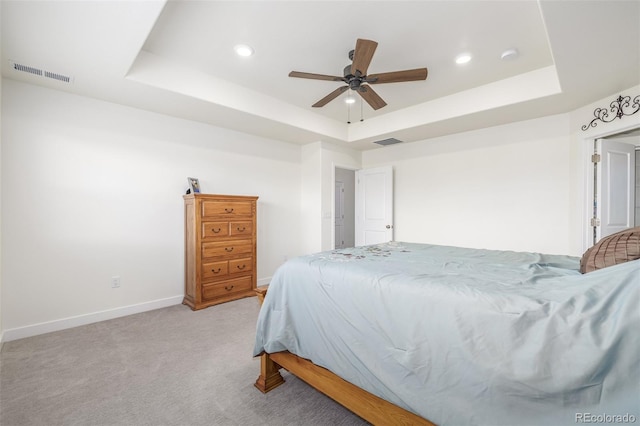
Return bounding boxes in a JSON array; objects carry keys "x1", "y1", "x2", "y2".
[{"x1": 386, "y1": 225, "x2": 392, "y2": 229}]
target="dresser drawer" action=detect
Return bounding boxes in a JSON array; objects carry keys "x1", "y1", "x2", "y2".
[
  {"x1": 230, "y1": 221, "x2": 253, "y2": 236},
  {"x1": 202, "y1": 276, "x2": 253, "y2": 300},
  {"x1": 229, "y1": 257, "x2": 252, "y2": 274},
  {"x1": 201, "y1": 260, "x2": 229, "y2": 280},
  {"x1": 201, "y1": 221, "x2": 230, "y2": 239},
  {"x1": 202, "y1": 239, "x2": 253, "y2": 258},
  {"x1": 201, "y1": 200, "x2": 253, "y2": 218}
]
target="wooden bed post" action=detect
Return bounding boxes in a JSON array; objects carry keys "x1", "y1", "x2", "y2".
[
  {"x1": 254, "y1": 352, "x2": 285, "y2": 393},
  {"x1": 254, "y1": 287, "x2": 285, "y2": 393}
]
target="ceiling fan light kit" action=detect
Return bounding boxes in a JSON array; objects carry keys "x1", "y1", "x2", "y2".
[{"x1": 288, "y1": 38, "x2": 428, "y2": 113}]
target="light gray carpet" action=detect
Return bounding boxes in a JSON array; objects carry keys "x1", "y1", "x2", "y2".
[{"x1": 0, "y1": 297, "x2": 369, "y2": 426}]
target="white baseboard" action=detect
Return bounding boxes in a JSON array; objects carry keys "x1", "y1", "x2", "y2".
[
  {"x1": 257, "y1": 276, "x2": 271, "y2": 286},
  {"x1": 3, "y1": 295, "x2": 183, "y2": 342},
  {"x1": 0, "y1": 331, "x2": 4, "y2": 353}
]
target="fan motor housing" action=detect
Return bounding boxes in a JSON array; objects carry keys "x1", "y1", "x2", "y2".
[{"x1": 343, "y1": 65, "x2": 363, "y2": 89}]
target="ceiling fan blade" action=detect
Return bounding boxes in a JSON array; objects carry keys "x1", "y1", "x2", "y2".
[
  {"x1": 289, "y1": 71, "x2": 344, "y2": 82},
  {"x1": 357, "y1": 85, "x2": 387, "y2": 110},
  {"x1": 351, "y1": 39, "x2": 378, "y2": 77},
  {"x1": 367, "y1": 68, "x2": 428, "y2": 84},
  {"x1": 312, "y1": 86, "x2": 349, "y2": 107}
]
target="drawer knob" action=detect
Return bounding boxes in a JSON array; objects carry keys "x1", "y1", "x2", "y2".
[
  {"x1": 224, "y1": 285, "x2": 234, "y2": 291},
  {"x1": 236, "y1": 264, "x2": 246, "y2": 270},
  {"x1": 224, "y1": 208, "x2": 234, "y2": 213},
  {"x1": 212, "y1": 268, "x2": 221, "y2": 274},
  {"x1": 212, "y1": 228, "x2": 221, "y2": 233},
  {"x1": 225, "y1": 247, "x2": 234, "y2": 252},
  {"x1": 237, "y1": 226, "x2": 246, "y2": 232}
]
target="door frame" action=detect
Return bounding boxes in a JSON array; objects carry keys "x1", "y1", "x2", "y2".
[
  {"x1": 595, "y1": 137, "x2": 637, "y2": 242},
  {"x1": 582, "y1": 124, "x2": 640, "y2": 252},
  {"x1": 331, "y1": 163, "x2": 358, "y2": 250},
  {"x1": 334, "y1": 179, "x2": 346, "y2": 249}
]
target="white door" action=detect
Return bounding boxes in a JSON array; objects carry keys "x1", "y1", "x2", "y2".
[
  {"x1": 335, "y1": 180, "x2": 345, "y2": 249},
  {"x1": 595, "y1": 138, "x2": 636, "y2": 241},
  {"x1": 355, "y1": 166, "x2": 393, "y2": 246}
]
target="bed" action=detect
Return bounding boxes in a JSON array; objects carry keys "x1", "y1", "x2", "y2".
[{"x1": 253, "y1": 239, "x2": 640, "y2": 425}]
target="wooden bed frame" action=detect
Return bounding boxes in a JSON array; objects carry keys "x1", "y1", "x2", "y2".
[{"x1": 253, "y1": 287, "x2": 435, "y2": 426}]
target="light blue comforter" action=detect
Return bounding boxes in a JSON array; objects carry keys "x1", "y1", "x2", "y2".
[{"x1": 254, "y1": 242, "x2": 640, "y2": 425}]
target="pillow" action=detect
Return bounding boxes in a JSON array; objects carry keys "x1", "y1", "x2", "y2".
[{"x1": 580, "y1": 226, "x2": 640, "y2": 273}]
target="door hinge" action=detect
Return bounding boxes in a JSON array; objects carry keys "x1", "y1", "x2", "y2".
[
  {"x1": 591, "y1": 153, "x2": 601, "y2": 163},
  {"x1": 591, "y1": 217, "x2": 601, "y2": 227}
]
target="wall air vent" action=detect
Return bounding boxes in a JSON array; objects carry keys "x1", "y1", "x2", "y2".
[
  {"x1": 10, "y1": 60, "x2": 73, "y2": 83},
  {"x1": 44, "y1": 70, "x2": 72, "y2": 83},
  {"x1": 11, "y1": 62, "x2": 43, "y2": 76},
  {"x1": 373, "y1": 138, "x2": 403, "y2": 146}
]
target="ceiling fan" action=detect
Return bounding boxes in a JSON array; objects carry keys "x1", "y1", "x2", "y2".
[{"x1": 289, "y1": 38, "x2": 428, "y2": 111}]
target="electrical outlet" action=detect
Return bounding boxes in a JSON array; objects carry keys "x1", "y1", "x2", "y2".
[{"x1": 111, "y1": 276, "x2": 121, "y2": 288}]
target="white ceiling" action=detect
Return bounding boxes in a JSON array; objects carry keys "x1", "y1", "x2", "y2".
[{"x1": 2, "y1": 1, "x2": 639, "y2": 150}]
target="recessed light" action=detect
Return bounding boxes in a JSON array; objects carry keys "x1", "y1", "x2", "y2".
[
  {"x1": 455, "y1": 53, "x2": 472, "y2": 65},
  {"x1": 501, "y1": 48, "x2": 519, "y2": 60},
  {"x1": 234, "y1": 44, "x2": 254, "y2": 57},
  {"x1": 345, "y1": 95, "x2": 356, "y2": 104}
]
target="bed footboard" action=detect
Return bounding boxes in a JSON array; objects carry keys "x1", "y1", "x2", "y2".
[{"x1": 255, "y1": 350, "x2": 434, "y2": 426}]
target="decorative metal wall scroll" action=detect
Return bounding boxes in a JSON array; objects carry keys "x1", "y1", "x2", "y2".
[{"x1": 581, "y1": 94, "x2": 640, "y2": 131}]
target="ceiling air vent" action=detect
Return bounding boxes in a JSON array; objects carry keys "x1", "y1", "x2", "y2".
[
  {"x1": 9, "y1": 60, "x2": 73, "y2": 83},
  {"x1": 373, "y1": 138, "x2": 403, "y2": 146}
]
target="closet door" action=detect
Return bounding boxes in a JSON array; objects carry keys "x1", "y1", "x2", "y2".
[{"x1": 355, "y1": 166, "x2": 393, "y2": 246}]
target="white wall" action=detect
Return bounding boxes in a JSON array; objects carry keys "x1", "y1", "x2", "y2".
[
  {"x1": 359, "y1": 85, "x2": 640, "y2": 257},
  {"x1": 362, "y1": 114, "x2": 574, "y2": 255},
  {"x1": 1, "y1": 79, "x2": 303, "y2": 339},
  {"x1": 300, "y1": 142, "x2": 322, "y2": 254}
]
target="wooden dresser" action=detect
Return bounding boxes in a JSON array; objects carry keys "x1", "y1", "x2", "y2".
[{"x1": 183, "y1": 193, "x2": 258, "y2": 310}]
